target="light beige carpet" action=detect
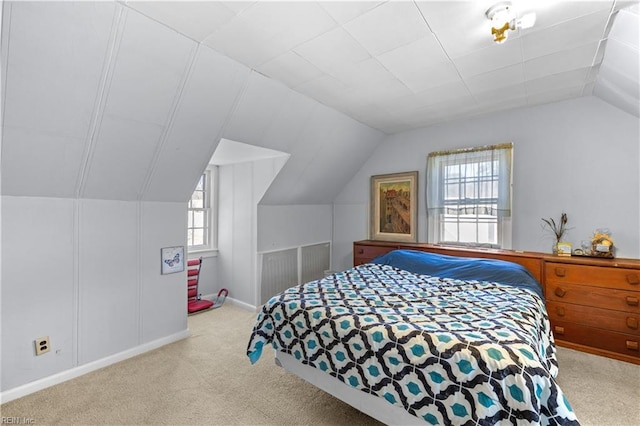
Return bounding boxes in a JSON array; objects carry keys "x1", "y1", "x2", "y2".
[{"x1": 2, "y1": 304, "x2": 639, "y2": 425}]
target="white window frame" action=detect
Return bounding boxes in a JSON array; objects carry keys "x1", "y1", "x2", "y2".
[
  {"x1": 187, "y1": 166, "x2": 218, "y2": 256},
  {"x1": 426, "y1": 143, "x2": 512, "y2": 249}
]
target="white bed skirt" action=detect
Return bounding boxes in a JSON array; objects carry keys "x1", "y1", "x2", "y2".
[{"x1": 274, "y1": 351, "x2": 425, "y2": 426}]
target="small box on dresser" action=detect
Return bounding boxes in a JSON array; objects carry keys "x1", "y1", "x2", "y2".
[{"x1": 544, "y1": 256, "x2": 640, "y2": 364}]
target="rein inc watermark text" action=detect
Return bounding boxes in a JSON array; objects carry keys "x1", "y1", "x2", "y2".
[{"x1": 1, "y1": 418, "x2": 35, "y2": 425}]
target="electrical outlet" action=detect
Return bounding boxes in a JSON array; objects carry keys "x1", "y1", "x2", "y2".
[{"x1": 34, "y1": 336, "x2": 50, "y2": 356}]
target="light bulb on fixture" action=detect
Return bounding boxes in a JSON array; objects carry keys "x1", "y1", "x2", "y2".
[{"x1": 485, "y1": 1, "x2": 536, "y2": 44}]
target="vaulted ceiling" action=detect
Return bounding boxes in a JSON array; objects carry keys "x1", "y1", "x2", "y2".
[
  {"x1": 0, "y1": 1, "x2": 384, "y2": 204},
  {"x1": 1, "y1": 1, "x2": 638, "y2": 204},
  {"x1": 128, "y1": 0, "x2": 640, "y2": 133}
]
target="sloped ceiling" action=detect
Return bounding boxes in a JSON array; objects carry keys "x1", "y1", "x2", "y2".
[
  {"x1": 593, "y1": 4, "x2": 640, "y2": 117},
  {"x1": 2, "y1": 1, "x2": 637, "y2": 204},
  {"x1": 126, "y1": 0, "x2": 639, "y2": 134},
  {"x1": 0, "y1": 1, "x2": 385, "y2": 204}
]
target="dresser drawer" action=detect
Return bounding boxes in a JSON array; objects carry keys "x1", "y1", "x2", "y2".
[
  {"x1": 551, "y1": 320, "x2": 640, "y2": 359},
  {"x1": 546, "y1": 281, "x2": 640, "y2": 313},
  {"x1": 353, "y1": 244, "x2": 395, "y2": 265},
  {"x1": 547, "y1": 301, "x2": 640, "y2": 335},
  {"x1": 546, "y1": 262, "x2": 640, "y2": 291}
]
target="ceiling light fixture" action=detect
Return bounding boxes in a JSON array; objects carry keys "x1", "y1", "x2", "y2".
[{"x1": 485, "y1": 1, "x2": 536, "y2": 44}]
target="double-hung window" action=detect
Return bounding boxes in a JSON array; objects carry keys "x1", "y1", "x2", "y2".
[
  {"x1": 187, "y1": 168, "x2": 216, "y2": 252},
  {"x1": 426, "y1": 143, "x2": 512, "y2": 248}
]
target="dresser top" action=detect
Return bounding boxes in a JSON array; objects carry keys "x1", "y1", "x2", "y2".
[{"x1": 354, "y1": 240, "x2": 640, "y2": 269}]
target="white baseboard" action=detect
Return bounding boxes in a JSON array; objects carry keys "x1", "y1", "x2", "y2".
[
  {"x1": 0, "y1": 329, "x2": 190, "y2": 404},
  {"x1": 201, "y1": 293, "x2": 256, "y2": 312},
  {"x1": 227, "y1": 297, "x2": 256, "y2": 312}
]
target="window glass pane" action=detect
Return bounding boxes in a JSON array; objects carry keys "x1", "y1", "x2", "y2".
[
  {"x1": 193, "y1": 229, "x2": 204, "y2": 246},
  {"x1": 193, "y1": 210, "x2": 204, "y2": 228},
  {"x1": 443, "y1": 217, "x2": 458, "y2": 241},
  {"x1": 188, "y1": 211, "x2": 193, "y2": 228},
  {"x1": 195, "y1": 175, "x2": 204, "y2": 191},
  {"x1": 458, "y1": 221, "x2": 476, "y2": 243},
  {"x1": 445, "y1": 183, "x2": 459, "y2": 199},
  {"x1": 191, "y1": 191, "x2": 204, "y2": 209},
  {"x1": 187, "y1": 229, "x2": 194, "y2": 247}
]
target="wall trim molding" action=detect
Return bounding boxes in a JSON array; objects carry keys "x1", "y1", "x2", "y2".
[
  {"x1": 0, "y1": 329, "x2": 189, "y2": 404},
  {"x1": 199, "y1": 294, "x2": 255, "y2": 312}
]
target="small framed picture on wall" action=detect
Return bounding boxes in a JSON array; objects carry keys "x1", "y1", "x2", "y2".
[
  {"x1": 161, "y1": 246, "x2": 184, "y2": 274},
  {"x1": 370, "y1": 171, "x2": 418, "y2": 243}
]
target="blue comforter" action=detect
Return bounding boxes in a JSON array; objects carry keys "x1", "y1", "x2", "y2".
[{"x1": 371, "y1": 249, "x2": 544, "y2": 298}]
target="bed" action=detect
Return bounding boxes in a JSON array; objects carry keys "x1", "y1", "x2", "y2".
[{"x1": 247, "y1": 249, "x2": 579, "y2": 425}]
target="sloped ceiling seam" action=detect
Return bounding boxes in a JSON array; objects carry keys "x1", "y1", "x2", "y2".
[
  {"x1": 1, "y1": 1, "x2": 12, "y2": 128},
  {"x1": 75, "y1": 4, "x2": 127, "y2": 198},
  {"x1": 137, "y1": 42, "x2": 200, "y2": 201},
  {"x1": 582, "y1": 4, "x2": 617, "y2": 91},
  {"x1": 197, "y1": 56, "x2": 254, "y2": 173}
]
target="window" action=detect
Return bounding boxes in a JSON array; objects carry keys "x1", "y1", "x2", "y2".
[
  {"x1": 426, "y1": 143, "x2": 512, "y2": 248},
  {"x1": 187, "y1": 168, "x2": 216, "y2": 252}
]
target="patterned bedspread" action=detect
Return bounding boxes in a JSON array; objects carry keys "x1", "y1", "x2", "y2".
[{"x1": 247, "y1": 263, "x2": 579, "y2": 425}]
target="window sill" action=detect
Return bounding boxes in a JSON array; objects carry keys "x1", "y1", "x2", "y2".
[{"x1": 187, "y1": 248, "x2": 219, "y2": 259}]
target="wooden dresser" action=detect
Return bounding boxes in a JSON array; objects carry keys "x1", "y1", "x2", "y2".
[
  {"x1": 353, "y1": 240, "x2": 640, "y2": 364},
  {"x1": 544, "y1": 256, "x2": 640, "y2": 364}
]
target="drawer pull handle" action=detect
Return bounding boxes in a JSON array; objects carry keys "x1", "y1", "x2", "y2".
[
  {"x1": 554, "y1": 287, "x2": 566, "y2": 298},
  {"x1": 554, "y1": 326, "x2": 565, "y2": 335},
  {"x1": 627, "y1": 274, "x2": 639, "y2": 285},
  {"x1": 357, "y1": 248, "x2": 364, "y2": 254},
  {"x1": 556, "y1": 307, "x2": 565, "y2": 316},
  {"x1": 554, "y1": 267, "x2": 566, "y2": 277},
  {"x1": 627, "y1": 317, "x2": 639, "y2": 330},
  {"x1": 626, "y1": 297, "x2": 639, "y2": 306},
  {"x1": 626, "y1": 341, "x2": 639, "y2": 351}
]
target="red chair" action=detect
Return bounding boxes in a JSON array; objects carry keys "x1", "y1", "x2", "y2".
[{"x1": 187, "y1": 257, "x2": 214, "y2": 314}]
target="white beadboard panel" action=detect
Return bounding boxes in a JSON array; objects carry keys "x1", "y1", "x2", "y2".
[
  {"x1": 260, "y1": 248, "x2": 298, "y2": 305},
  {"x1": 2, "y1": 1, "x2": 115, "y2": 138},
  {"x1": 82, "y1": 115, "x2": 163, "y2": 201},
  {"x1": 104, "y1": 9, "x2": 195, "y2": 126},
  {"x1": 301, "y1": 242, "x2": 329, "y2": 283},
  {"x1": 230, "y1": 163, "x2": 254, "y2": 305},
  {"x1": 78, "y1": 199, "x2": 139, "y2": 364},
  {"x1": 1, "y1": 196, "x2": 76, "y2": 391},
  {"x1": 139, "y1": 202, "x2": 187, "y2": 343},
  {"x1": 1, "y1": 126, "x2": 85, "y2": 198},
  {"x1": 143, "y1": 47, "x2": 250, "y2": 202}
]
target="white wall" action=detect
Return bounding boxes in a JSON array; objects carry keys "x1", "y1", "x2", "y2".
[
  {"x1": 333, "y1": 96, "x2": 640, "y2": 271},
  {"x1": 1, "y1": 196, "x2": 186, "y2": 392},
  {"x1": 217, "y1": 156, "x2": 288, "y2": 309},
  {"x1": 258, "y1": 205, "x2": 333, "y2": 253}
]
